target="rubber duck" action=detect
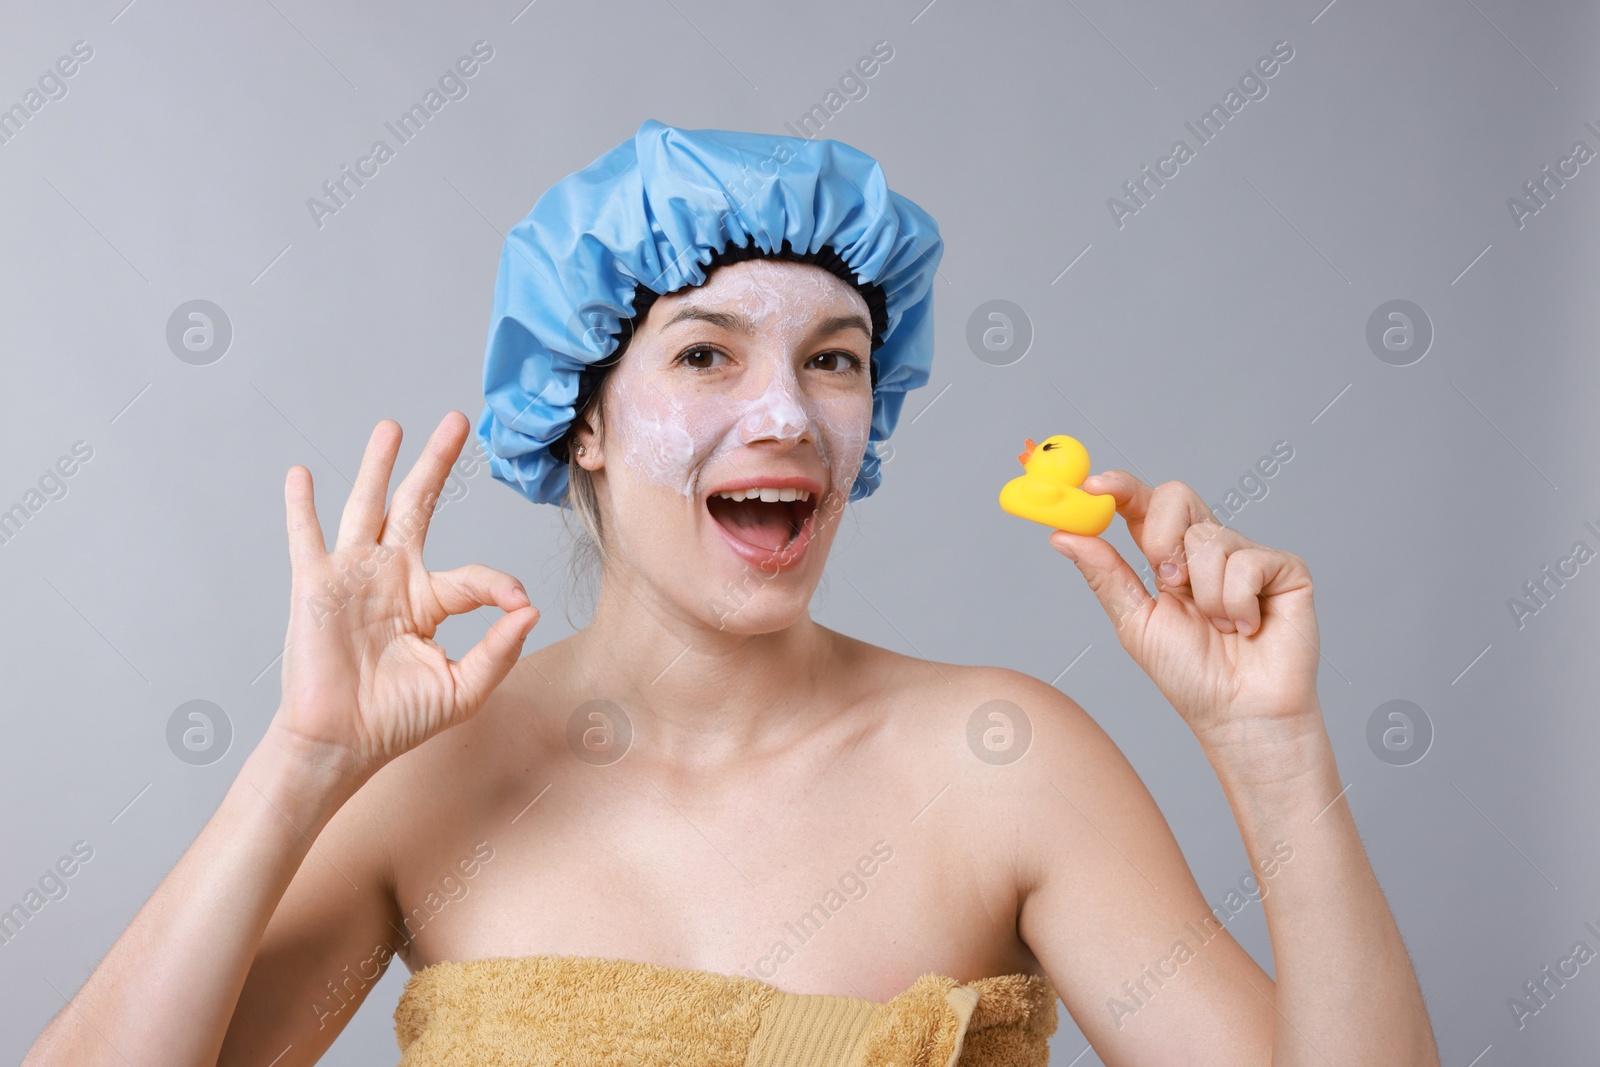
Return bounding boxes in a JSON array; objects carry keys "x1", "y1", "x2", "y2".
[{"x1": 999, "y1": 435, "x2": 1116, "y2": 535}]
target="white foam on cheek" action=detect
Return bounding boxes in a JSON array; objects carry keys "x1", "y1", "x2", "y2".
[
  {"x1": 607, "y1": 381, "x2": 699, "y2": 497},
  {"x1": 819, "y1": 394, "x2": 871, "y2": 505}
]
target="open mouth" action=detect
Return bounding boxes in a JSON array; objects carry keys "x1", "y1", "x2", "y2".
[{"x1": 706, "y1": 487, "x2": 820, "y2": 555}]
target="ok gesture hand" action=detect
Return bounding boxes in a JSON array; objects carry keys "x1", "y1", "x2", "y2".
[{"x1": 270, "y1": 412, "x2": 539, "y2": 782}]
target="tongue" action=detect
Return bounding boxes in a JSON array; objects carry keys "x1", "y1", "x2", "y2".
[{"x1": 709, "y1": 497, "x2": 793, "y2": 552}]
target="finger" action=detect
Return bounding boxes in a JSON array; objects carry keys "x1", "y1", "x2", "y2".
[
  {"x1": 284, "y1": 465, "x2": 327, "y2": 566},
  {"x1": 429, "y1": 564, "x2": 530, "y2": 618},
  {"x1": 449, "y1": 604, "x2": 541, "y2": 719},
  {"x1": 1222, "y1": 549, "x2": 1270, "y2": 636},
  {"x1": 1088, "y1": 473, "x2": 1219, "y2": 589},
  {"x1": 335, "y1": 420, "x2": 404, "y2": 552},
  {"x1": 1079, "y1": 469, "x2": 1149, "y2": 538},
  {"x1": 381, "y1": 412, "x2": 470, "y2": 555},
  {"x1": 1185, "y1": 522, "x2": 1256, "y2": 633},
  {"x1": 1048, "y1": 529, "x2": 1155, "y2": 640},
  {"x1": 1224, "y1": 548, "x2": 1311, "y2": 637}
]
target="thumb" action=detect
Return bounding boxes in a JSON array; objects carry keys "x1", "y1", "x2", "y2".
[
  {"x1": 1048, "y1": 531, "x2": 1154, "y2": 638},
  {"x1": 450, "y1": 605, "x2": 541, "y2": 718}
]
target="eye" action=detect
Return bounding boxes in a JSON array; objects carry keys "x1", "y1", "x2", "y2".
[
  {"x1": 1041, "y1": 442, "x2": 1056, "y2": 451},
  {"x1": 673, "y1": 344, "x2": 728, "y2": 371},
  {"x1": 809, "y1": 350, "x2": 864, "y2": 373}
]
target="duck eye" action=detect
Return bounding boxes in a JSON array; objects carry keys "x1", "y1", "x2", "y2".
[{"x1": 1041, "y1": 442, "x2": 1056, "y2": 451}]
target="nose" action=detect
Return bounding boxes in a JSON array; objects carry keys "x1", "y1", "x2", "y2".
[{"x1": 737, "y1": 365, "x2": 812, "y2": 445}]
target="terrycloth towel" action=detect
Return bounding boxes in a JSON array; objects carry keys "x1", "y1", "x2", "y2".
[{"x1": 394, "y1": 954, "x2": 1058, "y2": 1066}]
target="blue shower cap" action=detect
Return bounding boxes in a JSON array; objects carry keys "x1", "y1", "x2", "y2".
[{"x1": 475, "y1": 117, "x2": 944, "y2": 506}]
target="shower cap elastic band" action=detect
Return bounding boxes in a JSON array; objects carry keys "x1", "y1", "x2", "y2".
[{"x1": 475, "y1": 117, "x2": 945, "y2": 506}]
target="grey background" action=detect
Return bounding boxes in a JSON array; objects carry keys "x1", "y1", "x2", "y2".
[{"x1": 2, "y1": 0, "x2": 1596, "y2": 1063}]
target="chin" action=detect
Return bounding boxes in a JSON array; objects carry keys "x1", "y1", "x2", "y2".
[
  {"x1": 704, "y1": 590, "x2": 814, "y2": 634},
  {"x1": 695, "y1": 532, "x2": 829, "y2": 634}
]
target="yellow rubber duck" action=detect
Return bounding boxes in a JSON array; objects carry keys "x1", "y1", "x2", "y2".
[{"x1": 999, "y1": 434, "x2": 1116, "y2": 535}]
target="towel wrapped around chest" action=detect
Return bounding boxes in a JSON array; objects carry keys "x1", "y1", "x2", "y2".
[{"x1": 393, "y1": 954, "x2": 1058, "y2": 1067}]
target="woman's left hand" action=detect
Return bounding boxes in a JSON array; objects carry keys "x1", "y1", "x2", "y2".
[{"x1": 1047, "y1": 471, "x2": 1321, "y2": 753}]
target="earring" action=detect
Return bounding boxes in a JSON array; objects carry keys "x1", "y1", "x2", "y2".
[{"x1": 577, "y1": 444, "x2": 587, "y2": 456}]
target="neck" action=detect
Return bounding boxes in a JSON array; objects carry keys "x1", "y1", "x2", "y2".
[{"x1": 567, "y1": 567, "x2": 843, "y2": 764}]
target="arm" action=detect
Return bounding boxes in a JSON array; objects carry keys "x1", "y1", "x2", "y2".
[
  {"x1": 1204, "y1": 709, "x2": 1432, "y2": 1066},
  {"x1": 1025, "y1": 473, "x2": 1436, "y2": 1066},
  {"x1": 23, "y1": 729, "x2": 385, "y2": 1066},
  {"x1": 1013, "y1": 676, "x2": 1277, "y2": 1064},
  {"x1": 217, "y1": 746, "x2": 406, "y2": 1065},
  {"x1": 24, "y1": 413, "x2": 539, "y2": 1066}
]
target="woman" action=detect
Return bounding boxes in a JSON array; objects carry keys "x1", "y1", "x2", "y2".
[{"x1": 25, "y1": 120, "x2": 1438, "y2": 1065}]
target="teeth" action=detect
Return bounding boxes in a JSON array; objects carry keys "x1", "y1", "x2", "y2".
[{"x1": 712, "y1": 487, "x2": 813, "y2": 502}]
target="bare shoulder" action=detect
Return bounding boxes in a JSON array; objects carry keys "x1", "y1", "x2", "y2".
[
  {"x1": 832, "y1": 635, "x2": 1169, "y2": 879},
  {"x1": 878, "y1": 672, "x2": 1278, "y2": 1058},
  {"x1": 828, "y1": 632, "x2": 1135, "y2": 822},
  {"x1": 833, "y1": 632, "x2": 1115, "y2": 773}
]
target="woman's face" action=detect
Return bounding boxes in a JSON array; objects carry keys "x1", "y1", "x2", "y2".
[{"x1": 575, "y1": 258, "x2": 876, "y2": 633}]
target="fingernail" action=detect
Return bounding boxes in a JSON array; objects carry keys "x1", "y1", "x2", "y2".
[
  {"x1": 508, "y1": 586, "x2": 528, "y2": 605},
  {"x1": 1159, "y1": 562, "x2": 1179, "y2": 581}
]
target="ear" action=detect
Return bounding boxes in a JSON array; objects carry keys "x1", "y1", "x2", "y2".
[{"x1": 569, "y1": 400, "x2": 605, "y2": 471}]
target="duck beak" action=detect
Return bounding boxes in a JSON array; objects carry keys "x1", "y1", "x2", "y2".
[{"x1": 1017, "y1": 438, "x2": 1036, "y2": 466}]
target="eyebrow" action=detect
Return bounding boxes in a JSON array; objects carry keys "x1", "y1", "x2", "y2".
[{"x1": 661, "y1": 305, "x2": 873, "y2": 342}]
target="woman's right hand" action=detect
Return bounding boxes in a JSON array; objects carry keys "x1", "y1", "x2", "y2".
[{"x1": 269, "y1": 411, "x2": 540, "y2": 784}]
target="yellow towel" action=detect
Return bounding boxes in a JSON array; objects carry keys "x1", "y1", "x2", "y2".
[{"x1": 394, "y1": 954, "x2": 1058, "y2": 1066}]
